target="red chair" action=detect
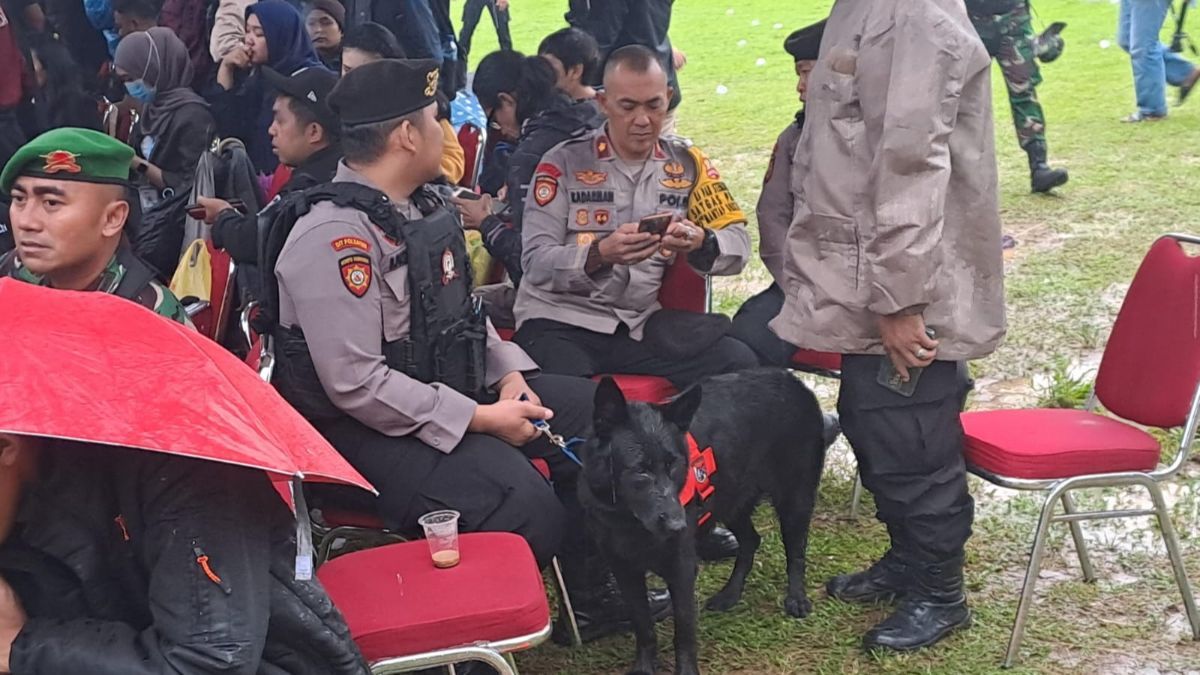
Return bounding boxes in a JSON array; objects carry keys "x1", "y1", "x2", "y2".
[
  {"x1": 185, "y1": 243, "x2": 237, "y2": 341},
  {"x1": 319, "y1": 533, "x2": 552, "y2": 674},
  {"x1": 960, "y1": 234, "x2": 1200, "y2": 667},
  {"x1": 457, "y1": 123, "x2": 487, "y2": 189},
  {"x1": 595, "y1": 254, "x2": 707, "y2": 404}
]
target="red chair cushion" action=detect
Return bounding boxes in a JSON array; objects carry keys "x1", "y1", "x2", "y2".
[
  {"x1": 791, "y1": 349, "x2": 842, "y2": 373},
  {"x1": 530, "y1": 458, "x2": 550, "y2": 480},
  {"x1": 659, "y1": 253, "x2": 705, "y2": 313},
  {"x1": 319, "y1": 533, "x2": 550, "y2": 661},
  {"x1": 495, "y1": 327, "x2": 515, "y2": 342},
  {"x1": 595, "y1": 374, "x2": 678, "y2": 403},
  {"x1": 962, "y1": 409, "x2": 1161, "y2": 480}
]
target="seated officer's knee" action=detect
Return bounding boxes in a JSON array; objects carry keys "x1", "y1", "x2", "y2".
[{"x1": 713, "y1": 335, "x2": 761, "y2": 373}]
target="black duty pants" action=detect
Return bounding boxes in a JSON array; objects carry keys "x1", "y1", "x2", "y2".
[
  {"x1": 460, "y1": 0, "x2": 512, "y2": 59},
  {"x1": 837, "y1": 355, "x2": 975, "y2": 563},
  {"x1": 514, "y1": 318, "x2": 759, "y2": 389},
  {"x1": 729, "y1": 283, "x2": 797, "y2": 367},
  {"x1": 316, "y1": 374, "x2": 595, "y2": 568}
]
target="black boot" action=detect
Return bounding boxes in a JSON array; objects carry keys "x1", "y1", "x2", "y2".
[
  {"x1": 697, "y1": 526, "x2": 740, "y2": 561},
  {"x1": 822, "y1": 412, "x2": 842, "y2": 448},
  {"x1": 826, "y1": 548, "x2": 911, "y2": 604},
  {"x1": 861, "y1": 556, "x2": 971, "y2": 652},
  {"x1": 552, "y1": 572, "x2": 672, "y2": 645},
  {"x1": 1027, "y1": 142, "x2": 1068, "y2": 193}
]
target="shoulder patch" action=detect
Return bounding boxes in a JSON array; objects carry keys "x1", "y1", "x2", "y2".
[
  {"x1": 339, "y1": 254, "x2": 373, "y2": 297},
  {"x1": 534, "y1": 175, "x2": 559, "y2": 207},
  {"x1": 331, "y1": 236, "x2": 371, "y2": 253}
]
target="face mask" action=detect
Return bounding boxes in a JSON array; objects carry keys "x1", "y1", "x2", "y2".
[
  {"x1": 125, "y1": 80, "x2": 156, "y2": 104},
  {"x1": 125, "y1": 32, "x2": 159, "y2": 104}
]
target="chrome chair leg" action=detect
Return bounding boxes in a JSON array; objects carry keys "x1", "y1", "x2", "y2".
[
  {"x1": 849, "y1": 472, "x2": 865, "y2": 519},
  {"x1": 504, "y1": 653, "x2": 519, "y2": 675},
  {"x1": 551, "y1": 556, "x2": 582, "y2": 647},
  {"x1": 1060, "y1": 492, "x2": 1097, "y2": 582},
  {"x1": 1145, "y1": 479, "x2": 1200, "y2": 641},
  {"x1": 1003, "y1": 488, "x2": 1060, "y2": 668}
]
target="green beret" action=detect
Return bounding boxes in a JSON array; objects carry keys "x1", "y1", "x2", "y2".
[{"x1": 1, "y1": 128, "x2": 135, "y2": 192}]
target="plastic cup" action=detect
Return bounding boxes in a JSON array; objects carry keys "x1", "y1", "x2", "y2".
[{"x1": 418, "y1": 510, "x2": 461, "y2": 569}]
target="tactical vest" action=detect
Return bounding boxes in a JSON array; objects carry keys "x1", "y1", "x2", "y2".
[{"x1": 266, "y1": 182, "x2": 487, "y2": 422}]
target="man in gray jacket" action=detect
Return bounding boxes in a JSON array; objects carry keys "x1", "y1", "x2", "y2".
[{"x1": 772, "y1": 0, "x2": 1006, "y2": 652}]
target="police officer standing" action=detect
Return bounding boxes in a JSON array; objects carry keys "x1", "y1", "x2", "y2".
[
  {"x1": 514, "y1": 45, "x2": 757, "y2": 390},
  {"x1": 773, "y1": 0, "x2": 1005, "y2": 652},
  {"x1": 966, "y1": 0, "x2": 1069, "y2": 193},
  {"x1": 729, "y1": 20, "x2": 824, "y2": 368},
  {"x1": 0, "y1": 128, "x2": 189, "y2": 324}
]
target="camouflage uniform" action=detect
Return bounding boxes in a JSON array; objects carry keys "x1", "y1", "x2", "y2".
[
  {"x1": 967, "y1": 0, "x2": 1046, "y2": 152},
  {"x1": 0, "y1": 248, "x2": 191, "y2": 325}
]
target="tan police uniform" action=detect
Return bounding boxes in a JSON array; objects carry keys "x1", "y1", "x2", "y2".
[
  {"x1": 512, "y1": 125, "x2": 758, "y2": 387},
  {"x1": 269, "y1": 58, "x2": 601, "y2": 569}
]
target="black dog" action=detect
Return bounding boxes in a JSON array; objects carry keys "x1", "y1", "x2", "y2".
[{"x1": 579, "y1": 368, "x2": 829, "y2": 675}]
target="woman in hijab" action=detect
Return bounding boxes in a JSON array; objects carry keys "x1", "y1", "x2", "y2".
[
  {"x1": 209, "y1": 0, "x2": 324, "y2": 174},
  {"x1": 115, "y1": 26, "x2": 215, "y2": 192}
]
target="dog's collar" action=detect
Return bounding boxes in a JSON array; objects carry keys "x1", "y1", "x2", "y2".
[{"x1": 679, "y1": 432, "x2": 717, "y2": 525}]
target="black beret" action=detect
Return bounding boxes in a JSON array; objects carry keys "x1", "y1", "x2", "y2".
[
  {"x1": 785, "y1": 19, "x2": 826, "y2": 62},
  {"x1": 329, "y1": 58, "x2": 441, "y2": 127}
]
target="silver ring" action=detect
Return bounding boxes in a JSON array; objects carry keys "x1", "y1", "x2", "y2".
[{"x1": 915, "y1": 348, "x2": 929, "y2": 360}]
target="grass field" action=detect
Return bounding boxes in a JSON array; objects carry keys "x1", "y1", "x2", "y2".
[{"x1": 453, "y1": 1, "x2": 1200, "y2": 673}]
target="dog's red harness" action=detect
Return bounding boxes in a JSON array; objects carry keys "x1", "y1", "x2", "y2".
[{"x1": 678, "y1": 433, "x2": 717, "y2": 526}]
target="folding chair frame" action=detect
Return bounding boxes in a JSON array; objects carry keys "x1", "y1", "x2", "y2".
[
  {"x1": 971, "y1": 232, "x2": 1200, "y2": 667},
  {"x1": 367, "y1": 624, "x2": 551, "y2": 675}
]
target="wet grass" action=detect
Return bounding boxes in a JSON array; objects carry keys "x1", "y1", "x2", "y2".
[{"x1": 457, "y1": 0, "x2": 1200, "y2": 672}]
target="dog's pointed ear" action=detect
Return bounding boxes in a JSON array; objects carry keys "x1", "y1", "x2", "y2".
[
  {"x1": 661, "y1": 385, "x2": 702, "y2": 432},
  {"x1": 593, "y1": 376, "x2": 628, "y2": 436}
]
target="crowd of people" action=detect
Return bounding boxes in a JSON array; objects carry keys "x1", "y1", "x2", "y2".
[{"x1": 0, "y1": 0, "x2": 1196, "y2": 672}]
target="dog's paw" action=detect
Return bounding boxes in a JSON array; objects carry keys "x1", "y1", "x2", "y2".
[
  {"x1": 784, "y1": 594, "x2": 813, "y2": 618},
  {"x1": 704, "y1": 590, "x2": 741, "y2": 613}
]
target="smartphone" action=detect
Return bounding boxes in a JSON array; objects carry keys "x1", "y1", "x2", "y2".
[
  {"x1": 638, "y1": 213, "x2": 672, "y2": 236},
  {"x1": 186, "y1": 199, "x2": 247, "y2": 220},
  {"x1": 877, "y1": 329, "x2": 937, "y2": 397},
  {"x1": 454, "y1": 187, "x2": 482, "y2": 201}
]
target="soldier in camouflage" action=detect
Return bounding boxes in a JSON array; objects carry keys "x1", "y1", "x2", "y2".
[
  {"x1": 967, "y1": 0, "x2": 1069, "y2": 193},
  {"x1": 0, "y1": 128, "x2": 190, "y2": 324}
]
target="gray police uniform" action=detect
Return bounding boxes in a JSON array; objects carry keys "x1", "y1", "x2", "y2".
[
  {"x1": 512, "y1": 126, "x2": 758, "y2": 387},
  {"x1": 729, "y1": 115, "x2": 804, "y2": 367},
  {"x1": 275, "y1": 163, "x2": 595, "y2": 567}
]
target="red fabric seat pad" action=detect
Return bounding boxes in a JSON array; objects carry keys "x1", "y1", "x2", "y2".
[
  {"x1": 962, "y1": 409, "x2": 1160, "y2": 480},
  {"x1": 594, "y1": 374, "x2": 678, "y2": 403},
  {"x1": 318, "y1": 533, "x2": 550, "y2": 661},
  {"x1": 790, "y1": 348, "x2": 842, "y2": 373}
]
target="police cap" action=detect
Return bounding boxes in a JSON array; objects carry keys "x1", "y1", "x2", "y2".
[
  {"x1": 329, "y1": 58, "x2": 441, "y2": 127},
  {"x1": 784, "y1": 19, "x2": 826, "y2": 62}
]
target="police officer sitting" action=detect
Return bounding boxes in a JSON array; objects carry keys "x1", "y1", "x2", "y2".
[
  {"x1": 513, "y1": 45, "x2": 758, "y2": 391},
  {"x1": 729, "y1": 20, "x2": 823, "y2": 368},
  {"x1": 0, "y1": 128, "x2": 189, "y2": 324},
  {"x1": 272, "y1": 59, "x2": 675, "y2": 644}
]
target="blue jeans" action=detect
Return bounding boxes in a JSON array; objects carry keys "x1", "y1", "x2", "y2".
[{"x1": 1118, "y1": 0, "x2": 1198, "y2": 116}]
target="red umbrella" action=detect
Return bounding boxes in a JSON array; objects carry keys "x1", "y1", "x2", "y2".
[
  {"x1": 0, "y1": 279, "x2": 371, "y2": 490},
  {"x1": 0, "y1": 280, "x2": 374, "y2": 577}
]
